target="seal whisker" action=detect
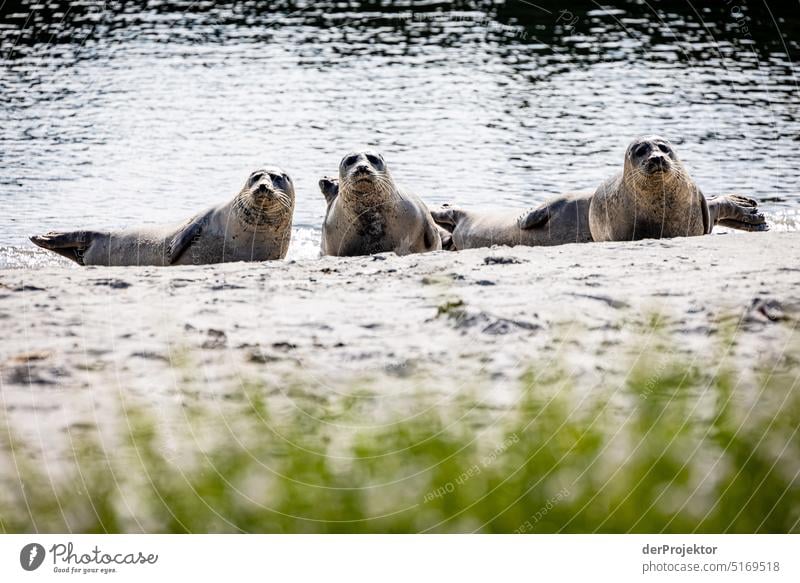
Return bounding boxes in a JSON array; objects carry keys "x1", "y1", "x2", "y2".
[{"x1": 276, "y1": 194, "x2": 293, "y2": 211}]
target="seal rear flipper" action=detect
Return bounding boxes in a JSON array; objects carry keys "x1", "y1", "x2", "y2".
[
  {"x1": 30, "y1": 231, "x2": 99, "y2": 265},
  {"x1": 722, "y1": 194, "x2": 759, "y2": 208},
  {"x1": 707, "y1": 194, "x2": 767, "y2": 232},
  {"x1": 717, "y1": 218, "x2": 770, "y2": 232},
  {"x1": 318, "y1": 177, "x2": 339, "y2": 206},
  {"x1": 168, "y1": 209, "x2": 213, "y2": 264}
]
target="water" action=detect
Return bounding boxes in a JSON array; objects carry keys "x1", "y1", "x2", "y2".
[{"x1": 1, "y1": 0, "x2": 798, "y2": 268}]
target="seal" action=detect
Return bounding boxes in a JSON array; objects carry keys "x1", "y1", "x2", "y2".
[
  {"x1": 319, "y1": 151, "x2": 441, "y2": 256},
  {"x1": 321, "y1": 175, "x2": 454, "y2": 251},
  {"x1": 30, "y1": 166, "x2": 295, "y2": 266},
  {"x1": 434, "y1": 136, "x2": 766, "y2": 251},
  {"x1": 588, "y1": 135, "x2": 766, "y2": 241},
  {"x1": 431, "y1": 191, "x2": 594, "y2": 250}
]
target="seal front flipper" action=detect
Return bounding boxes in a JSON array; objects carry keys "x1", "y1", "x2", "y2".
[
  {"x1": 701, "y1": 192, "x2": 712, "y2": 235},
  {"x1": 518, "y1": 198, "x2": 567, "y2": 230},
  {"x1": 168, "y1": 209, "x2": 214, "y2": 264},
  {"x1": 30, "y1": 230, "x2": 101, "y2": 265},
  {"x1": 436, "y1": 225, "x2": 455, "y2": 250}
]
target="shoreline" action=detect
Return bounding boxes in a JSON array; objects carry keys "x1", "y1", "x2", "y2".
[{"x1": 2, "y1": 212, "x2": 800, "y2": 270}]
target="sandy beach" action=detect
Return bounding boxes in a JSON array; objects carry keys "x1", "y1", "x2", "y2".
[{"x1": 2, "y1": 232, "x2": 798, "y2": 458}]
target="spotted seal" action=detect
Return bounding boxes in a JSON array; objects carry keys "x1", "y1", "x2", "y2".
[
  {"x1": 589, "y1": 136, "x2": 766, "y2": 241},
  {"x1": 433, "y1": 137, "x2": 765, "y2": 250},
  {"x1": 31, "y1": 166, "x2": 295, "y2": 266},
  {"x1": 319, "y1": 151, "x2": 441, "y2": 256}
]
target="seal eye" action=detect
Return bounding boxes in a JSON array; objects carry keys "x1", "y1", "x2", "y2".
[
  {"x1": 343, "y1": 155, "x2": 359, "y2": 167},
  {"x1": 634, "y1": 144, "x2": 650, "y2": 158},
  {"x1": 366, "y1": 154, "x2": 382, "y2": 168},
  {"x1": 657, "y1": 144, "x2": 671, "y2": 154},
  {"x1": 249, "y1": 172, "x2": 264, "y2": 186}
]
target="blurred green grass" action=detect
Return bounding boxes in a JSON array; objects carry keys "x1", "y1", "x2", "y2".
[{"x1": 1, "y1": 347, "x2": 798, "y2": 533}]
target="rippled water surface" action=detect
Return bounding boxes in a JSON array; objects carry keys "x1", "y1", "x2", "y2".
[{"x1": 1, "y1": 0, "x2": 798, "y2": 267}]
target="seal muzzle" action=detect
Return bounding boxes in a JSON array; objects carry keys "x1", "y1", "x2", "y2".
[{"x1": 644, "y1": 155, "x2": 671, "y2": 174}]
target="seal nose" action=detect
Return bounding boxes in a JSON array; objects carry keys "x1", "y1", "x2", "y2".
[{"x1": 646, "y1": 155, "x2": 669, "y2": 171}]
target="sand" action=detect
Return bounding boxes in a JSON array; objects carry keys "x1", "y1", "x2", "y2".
[{"x1": 1, "y1": 232, "x2": 798, "y2": 456}]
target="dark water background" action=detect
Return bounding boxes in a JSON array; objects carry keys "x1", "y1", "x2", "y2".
[{"x1": 1, "y1": 0, "x2": 798, "y2": 266}]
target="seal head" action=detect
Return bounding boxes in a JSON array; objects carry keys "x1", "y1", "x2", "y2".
[
  {"x1": 624, "y1": 136, "x2": 685, "y2": 186},
  {"x1": 234, "y1": 166, "x2": 295, "y2": 229},
  {"x1": 337, "y1": 150, "x2": 397, "y2": 207}
]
